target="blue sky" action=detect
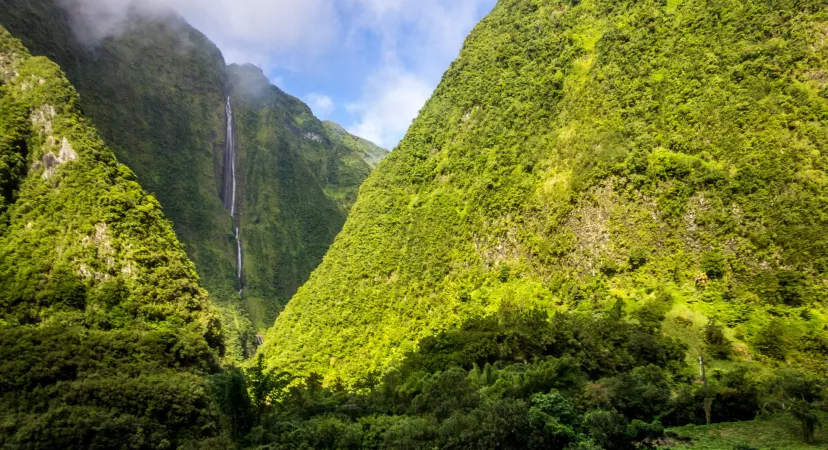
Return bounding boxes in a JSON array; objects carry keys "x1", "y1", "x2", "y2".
[
  {"x1": 142, "y1": 0, "x2": 498, "y2": 148},
  {"x1": 201, "y1": 0, "x2": 497, "y2": 149}
]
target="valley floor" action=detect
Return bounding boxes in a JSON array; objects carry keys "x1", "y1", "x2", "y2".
[{"x1": 662, "y1": 412, "x2": 828, "y2": 449}]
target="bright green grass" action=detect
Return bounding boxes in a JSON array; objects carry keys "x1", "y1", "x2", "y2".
[{"x1": 664, "y1": 413, "x2": 828, "y2": 449}]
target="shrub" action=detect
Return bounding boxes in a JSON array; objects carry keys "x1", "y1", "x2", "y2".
[
  {"x1": 700, "y1": 251, "x2": 726, "y2": 279},
  {"x1": 704, "y1": 321, "x2": 731, "y2": 359}
]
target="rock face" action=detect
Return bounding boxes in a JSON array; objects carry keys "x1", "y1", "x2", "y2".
[
  {"x1": 0, "y1": 0, "x2": 386, "y2": 347},
  {"x1": 263, "y1": 0, "x2": 828, "y2": 383},
  {"x1": 0, "y1": 26, "x2": 226, "y2": 448}
]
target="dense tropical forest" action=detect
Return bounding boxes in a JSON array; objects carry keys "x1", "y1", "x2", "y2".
[{"x1": 1, "y1": 0, "x2": 827, "y2": 448}]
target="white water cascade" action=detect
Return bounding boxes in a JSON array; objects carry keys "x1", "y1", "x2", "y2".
[
  {"x1": 223, "y1": 97, "x2": 242, "y2": 294},
  {"x1": 235, "y1": 226, "x2": 242, "y2": 288}
]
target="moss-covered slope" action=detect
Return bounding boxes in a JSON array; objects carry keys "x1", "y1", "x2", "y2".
[
  {"x1": 0, "y1": 27, "x2": 228, "y2": 448},
  {"x1": 263, "y1": 0, "x2": 828, "y2": 382}
]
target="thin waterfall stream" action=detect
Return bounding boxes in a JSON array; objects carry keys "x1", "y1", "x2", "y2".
[{"x1": 223, "y1": 96, "x2": 242, "y2": 295}]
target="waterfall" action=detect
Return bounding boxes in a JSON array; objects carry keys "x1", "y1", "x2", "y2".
[
  {"x1": 235, "y1": 226, "x2": 242, "y2": 280},
  {"x1": 223, "y1": 97, "x2": 237, "y2": 215},
  {"x1": 224, "y1": 97, "x2": 243, "y2": 294}
]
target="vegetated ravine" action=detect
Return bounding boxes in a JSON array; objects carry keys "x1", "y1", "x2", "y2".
[{"x1": 0, "y1": 0, "x2": 389, "y2": 358}]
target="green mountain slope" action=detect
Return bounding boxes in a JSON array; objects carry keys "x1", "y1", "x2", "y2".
[
  {"x1": 323, "y1": 121, "x2": 390, "y2": 169},
  {"x1": 0, "y1": 0, "x2": 386, "y2": 344},
  {"x1": 0, "y1": 27, "x2": 228, "y2": 448},
  {"x1": 0, "y1": 0, "x2": 235, "y2": 299},
  {"x1": 0, "y1": 0, "x2": 256, "y2": 358},
  {"x1": 263, "y1": 0, "x2": 828, "y2": 383}
]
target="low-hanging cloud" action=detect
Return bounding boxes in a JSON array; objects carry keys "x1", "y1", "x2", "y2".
[
  {"x1": 57, "y1": 0, "x2": 170, "y2": 43},
  {"x1": 56, "y1": 0, "x2": 495, "y2": 148},
  {"x1": 58, "y1": 0, "x2": 340, "y2": 64}
]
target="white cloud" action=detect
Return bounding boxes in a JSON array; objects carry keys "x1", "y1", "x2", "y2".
[
  {"x1": 343, "y1": 0, "x2": 494, "y2": 148},
  {"x1": 307, "y1": 93, "x2": 336, "y2": 118},
  {"x1": 346, "y1": 67, "x2": 432, "y2": 148},
  {"x1": 59, "y1": 0, "x2": 340, "y2": 68},
  {"x1": 170, "y1": 0, "x2": 340, "y2": 68}
]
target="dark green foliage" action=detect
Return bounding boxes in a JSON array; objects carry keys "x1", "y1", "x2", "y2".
[
  {"x1": 0, "y1": 88, "x2": 27, "y2": 221},
  {"x1": 222, "y1": 308, "x2": 828, "y2": 448},
  {"x1": 709, "y1": 369, "x2": 761, "y2": 423},
  {"x1": 581, "y1": 410, "x2": 629, "y2": 449},
  {"x1": 0, "y1": 27, "x2": 228, "y2": 448},
  {"x1": 704, "y1": 320, "x2": 732, "y2": 359},
  {"x1": 392, "y1": 304, "x2": 689, "y2": 381},
  {"x1": 628, "y1": 248, "x2": 649, "y2": 270},
  {"x1": 601, "y1": 365, "x2": 673, "y2": 420},
  {"x1": 790, "y1": 400, "x2": 822, "y2": 444},
  {"x1": 211, "y1": 367, "x2": 255, "y2": 439},
  {"x1": 753, "y1": 319, "x2": 788, "y2": 360},
  {"x1": 701, "y1": 251, "x2": 726, "y2": 280},
  {"x1": 635, "y1": 294, "x2": 672, "y2": 330},
  {"x1": 778, "y1": 270, "x2": 807, "y2": 307},
  {"x1": 732, "y1": 444, "x2": 759, "y2": 450},
  {"x1": 230, "y1": 309, "x2": 689, "y2": 449}
]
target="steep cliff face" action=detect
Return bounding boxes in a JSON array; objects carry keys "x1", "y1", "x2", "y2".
[
  {"x1": 263, "y1": 0, "x2": 828, "y2": 382},
  {"x1": 0, "y1": 27, "x2": 226, "y2": 447},
  {"x1": 0, "y1": 0, "x2": 386, "y2": 342},
  {"x1": 227, "y1": 64, "x2": 360, "y2": 328},
  {"x1": 0, "y1": 0, "x2": 256, "y2": 357}
]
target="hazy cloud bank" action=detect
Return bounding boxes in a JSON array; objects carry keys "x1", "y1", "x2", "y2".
[{"x1": 56, "y1": 0, "x2": 495, "y2": 148}]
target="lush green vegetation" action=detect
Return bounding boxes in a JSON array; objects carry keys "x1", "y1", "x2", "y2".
[
  {"x1": 323, "y1": 121, "x2": 389, "y2": 168},
  {"x1": 0, "y1": 0, "x2": 257, "y2": 359},
  {"x1": 665, "y1": 412, "x2": 828, "y2": 449},
  {"x1": 2, "y1": 0, "x2": 827, "y2": 446},
  {"x1": 321, "y1": 121, "x2": 390, "y2": 209},
  {"x1": 265, "y1": 0, "x2": 828, "y2": 391},
  {"x1": 0, "y1": 27, "x2": 231, "y2": 448},
  {"x1": 215, "y1": 306, "x2": 826, "y2": 449}
]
